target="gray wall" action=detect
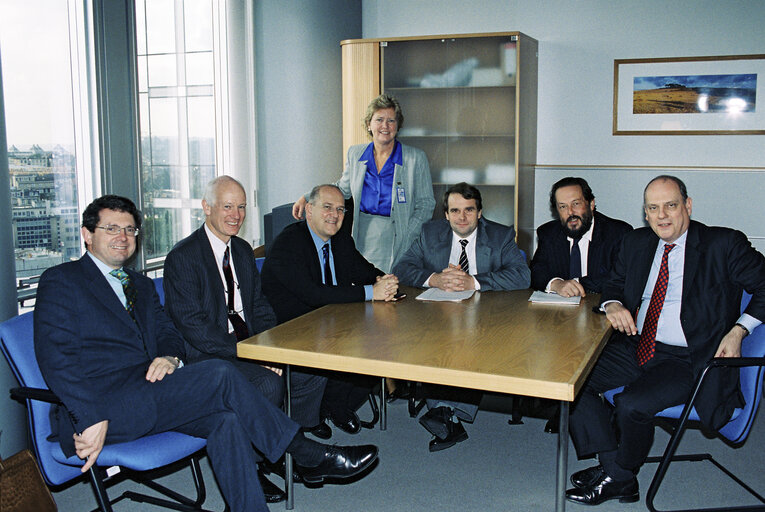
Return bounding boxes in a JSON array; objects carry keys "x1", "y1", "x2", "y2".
[
  {"x1": 362, "y1": 0, "x2": 765, "y2": 252},
  {"x1": 254, "y1": 0, "x2": 362, "y2": 222}
]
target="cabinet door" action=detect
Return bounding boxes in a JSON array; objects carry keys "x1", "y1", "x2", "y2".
[
  {"x1": 382, "y1": 35, "x2": 518, "y2": 226},
  {"x1": 341, "y1": 41, "x2": 380, "y2": 162}
]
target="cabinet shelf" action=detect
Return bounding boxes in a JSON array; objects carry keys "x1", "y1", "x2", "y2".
[
  {"x1": 398, "y1": 134, "x2": 515, "y2": 139},
  {"x1": 386, "y1": 85, "x2": 516, "y2": 93}
]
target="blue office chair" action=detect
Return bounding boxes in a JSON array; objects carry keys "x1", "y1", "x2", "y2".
[
  {"x1": 603, "y1": 292, "x2": 765, "y2": 512},
  {"x1": 153, "y1": 276, "x2": 166, "y2": 305},
  {"x1": 0, "y1": 311, "x2": 214, "y2": 512}
]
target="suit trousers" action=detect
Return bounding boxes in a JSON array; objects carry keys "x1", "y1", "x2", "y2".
[
  {"x1": 232, "y1": 359, "x2": 327, "y2": 428},
  {"x1": 569, "y1": 334, "x2": 694, "y2": 474},
  {"x1": 106, "y1": 359, "x2": 300, "y2": 512}
]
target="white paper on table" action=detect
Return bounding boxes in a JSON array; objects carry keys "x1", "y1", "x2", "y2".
[
  {"x1": 415, "y1": 288, "x2": 475, "y2": 302},
  {"x1": 528, "y1": 290, "x2": 581, "y2": 305}
]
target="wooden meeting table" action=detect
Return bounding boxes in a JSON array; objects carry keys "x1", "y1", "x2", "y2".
[{"x1": 237, "y1": 287, "x2": 612, "y2": 511}]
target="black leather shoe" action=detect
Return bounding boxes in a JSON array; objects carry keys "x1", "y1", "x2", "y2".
[
  {"x1": 570, "y1": 465, "x2": 605, "y2": 488},
  {"x1": 418, "y1": 406, "x2": 451, "y2": 440},
  {"x1": 302, "y1": 421, "x2": 332, "y2": 440},
  {"x1": 566, "y1": 474, "x2": 639, "y2": 505},
  {"x1": 257, "y1": 470, "x2": 286, "y2": 503},
  {"x1": 296, "y1": 444, "x2": 378, "y2": 484},
  {"x1": 329, "y1": 411, "x2": 361, "y2": 434},
  {"x1": 545, "y1": 409, "x2": 560, "y2": 433},
  {"x1": 428, "y1": 419, "x2": 468, "y2": 452}
]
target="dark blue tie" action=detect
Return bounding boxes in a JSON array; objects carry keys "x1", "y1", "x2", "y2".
[
  {"x1": 569, "y1": 239, "x2": 582, "y2": 279},
  {"x1": 322, "y1": 243, "x2": 333, "y2": 285}
]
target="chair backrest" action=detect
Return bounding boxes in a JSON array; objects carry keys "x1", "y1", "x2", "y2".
[
  {"x1": 717, "y1": 291, "x2": 765, "y2": 443},
  {"x1": 153, "y1": 276, "x2": 165, "y2": 305},
  {"x1": 0, "y1": 312, "x2": 83, "y2": 485}
]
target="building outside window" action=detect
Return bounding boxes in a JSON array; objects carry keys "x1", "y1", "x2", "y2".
[
  {"x1": 0, "y1": 0, "x2": 96, "y2": 304},
  {"x1": 135, "y1": 0, "x2": 228, "y2": 266}
]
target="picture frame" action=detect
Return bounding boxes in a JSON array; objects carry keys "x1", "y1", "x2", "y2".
[{"x1": 613, "y1": 54, "x2": 765, "y2": 135}]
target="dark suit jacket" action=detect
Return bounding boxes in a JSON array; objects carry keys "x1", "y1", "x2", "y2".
[
  {"x1": 602, "y1": 220, "x2": 765, "y2": 429},
  {"x1": 530, "y1": 210, "x2": 632, "y2": 292},
  {"x1": 34, "y1": 254, "x2": 186, "y2": 456},
  {"x1": 392, "y1": 217, "x2": 530, "y2": 291},
  {"x1": 163, "y1": 226, "x2": 277, "y2": 362},
  {"x1": 260, "y1": 221, "x2": 383, "y2": 324}
]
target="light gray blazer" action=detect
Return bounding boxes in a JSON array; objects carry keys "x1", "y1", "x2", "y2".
[
  {"x1": 393, "y1": 217, "x2": 531, "y2": 291},
  {"x1": 335, "y1": 142, "x2": 435, "y2": 271}
]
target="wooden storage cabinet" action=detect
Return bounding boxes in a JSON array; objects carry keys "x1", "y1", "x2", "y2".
[{"x1": 341, "y1": 32, "x2": 537, "y2": 254}]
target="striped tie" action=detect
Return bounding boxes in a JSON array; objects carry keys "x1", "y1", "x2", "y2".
[{"x1": 459, "y1": 239, "x2": 470, "y2": 274}]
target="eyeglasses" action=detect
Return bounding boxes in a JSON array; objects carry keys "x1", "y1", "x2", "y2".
[
  {"x1": 318, "y1": 204, "x2": 346, "y2": 215},
  {"x1": 96, "y1": 225, "x2": 140, "y2": 237}
]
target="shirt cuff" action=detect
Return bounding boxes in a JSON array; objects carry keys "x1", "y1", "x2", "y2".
[
  {"x1": 600, "y1": 299, "x2": 623, "y2": 312},
  {"x1": 424, "y1": 273, "x2": 435, "y2": 288},
  {"x1": 545, "y1": 277, "x2": 563, "y2": 293},
  {"x1": 364, "y1": 284, "x2": 373, "y2": 301},
  {"x1": 473, "y1": 276, "x2": 481, "y2": 290},
  {"x1": 737, "y1": 313, "x2": 761, "y2": 335}
]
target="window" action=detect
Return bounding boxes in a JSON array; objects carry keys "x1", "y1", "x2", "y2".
[
  {"x1": 135, "y1": 0, "x2": 229, "y2": 266},
  {"x1": 1, "y1": 0, "x2": 97, "y2": 305}
]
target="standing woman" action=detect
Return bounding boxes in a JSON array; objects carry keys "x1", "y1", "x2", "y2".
[{"x1": 293, "y1": 94, "x2": 435, "y2": 273}]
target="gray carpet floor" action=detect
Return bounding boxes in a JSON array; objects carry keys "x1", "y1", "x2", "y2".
[{"x1": 51, "y1": 394, "x2": 765, "y2": 511}]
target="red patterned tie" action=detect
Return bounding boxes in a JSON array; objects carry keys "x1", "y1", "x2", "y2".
[{"x1": 637, "y1": 243, "x2": 676, "y2": 365}]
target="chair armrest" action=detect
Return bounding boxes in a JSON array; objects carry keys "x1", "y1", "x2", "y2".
[
  {"x1": 707, "y1": 356, "x2": 765, "y2": 370},
  {"x1": 10, "y1": 387, "x2": 62, "y2": 405}
]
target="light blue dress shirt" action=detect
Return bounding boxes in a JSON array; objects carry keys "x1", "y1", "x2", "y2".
[{"x1": 306, "y1": 225, "x2": 373, "y2": 301}]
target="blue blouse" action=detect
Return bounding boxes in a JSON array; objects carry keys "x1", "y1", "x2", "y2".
[{"x1": 359, "y1": 141, "x2": 402, "y2": 217}]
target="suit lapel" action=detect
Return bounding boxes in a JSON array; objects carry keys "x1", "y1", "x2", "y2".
[
  {"x1": 231, "y1": 238, "x2": 253, "y2": 328},
  {"x1": 435, "y1": 222, "x2": 453, "y2": 270},
  {"x1": 681, "y1": 223, "x2": 701, "y2": 306},
  {"x1": 195, "y1": 227, "x2": 229, "y2": 322},
  {"x1": 632, "y1": 232, "x2": 659, "y2": 312},
  {"x1": 587, "y1": 214, "x2": 604, "y2": 271},
  {"x1": 300, "y1": 223, "x2": 324, "y2": 283},
  {"x1": 475, "y1": 219, "x2": 491, "y2": 273}
]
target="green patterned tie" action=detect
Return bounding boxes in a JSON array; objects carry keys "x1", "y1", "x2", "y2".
[{"x1": 110, "y1": 268, "x2": 137, "y2": 320}]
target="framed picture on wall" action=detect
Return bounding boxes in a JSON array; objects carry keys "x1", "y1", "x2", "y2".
[{"x1": 613, "y1": 54, "x2": 765, "y2": 135}]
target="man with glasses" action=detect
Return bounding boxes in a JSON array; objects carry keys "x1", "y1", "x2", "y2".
[
  {"x1": 164, "y1": 176, "x2": 327, "y2": 502},
  {"x1": 34, "y1": 195, "x2": 380, "y2": 512},
  {"x1": 261, "y1": 184, "x2": 399, "y2": 434},
  {"x1": 529, "y1": 176, "x2": 632, "y2": 433},
  {"x1": 531, "y1": 176, "x2": 632, "y2": 298}
]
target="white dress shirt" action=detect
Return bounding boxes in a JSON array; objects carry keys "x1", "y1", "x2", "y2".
[
  {"x1": 204, "y1": 224, "x2": 246, "y2": 333},
  {"x1": 545, "y1": 217, "x2": 595, "y2": 292}
]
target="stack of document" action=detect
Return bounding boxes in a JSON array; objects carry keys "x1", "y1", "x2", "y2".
[
  {"x1": 528, "y1": 290, "x2": 581, "y2": 305},
  {"x1": 416, "y1": 288, "x2": 475, "y2": 302}
]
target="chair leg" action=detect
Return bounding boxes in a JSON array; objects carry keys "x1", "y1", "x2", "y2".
[
  {"x1": 644, "y1": 411, "x2": 765, "y2": 512},
  {"x1": 88, "y1": 467, "x2": 115, "y2": 512},
  {"x1": 359, "y1": 392, "x2": 380, "y2": 429},
  {"x1": 407, "y1": 382, "x2": 426, "y2": 418},
  {"x1": 507, "y1": 395, "x2": 524, "y2": 425},
  {"x1": 88, "y1": 456, "x2": 214, "y2": 512}
]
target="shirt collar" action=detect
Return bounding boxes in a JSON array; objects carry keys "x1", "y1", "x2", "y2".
[
  {"x1": 306, "y1": 223, "x2": 331, "y2": 253},
  {"x1": 359, "y1": 140, "x2": 402, "y2": 165},
  {"x1": 87, "y1": 251, "x2": 121, "y2": 277},
  {"x1": 452, "y1": 225, "x2": 479, "y2": 245},
  {"x1": 204, "y1": 223, "x2": 230, "y2": 257}
]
